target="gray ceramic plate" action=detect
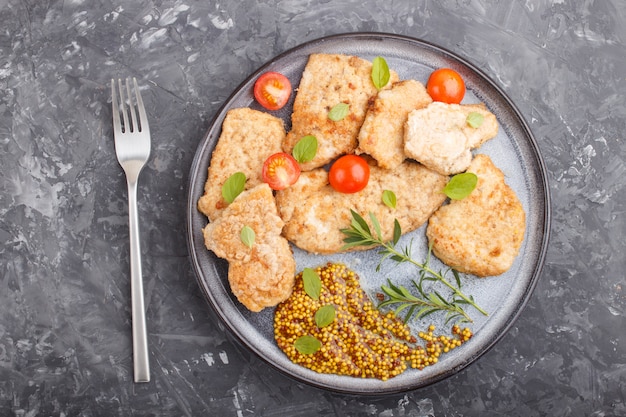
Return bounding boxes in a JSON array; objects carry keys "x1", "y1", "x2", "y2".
[{"x1": 186, "y1": 33, "x2": 550, "y2": 394}]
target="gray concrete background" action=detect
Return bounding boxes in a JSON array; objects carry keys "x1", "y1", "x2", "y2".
[{"x1": 0, "y1": 0, "x2": 624, "y2": 415}]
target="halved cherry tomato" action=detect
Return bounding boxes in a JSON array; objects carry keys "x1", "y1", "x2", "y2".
[
  {"x1": 262, "y1": 152, "x2": 301, "y2": 190},
  {"x1": 253, "y1": 72, "x2": 292, "y2": 111},
  {"x1": 426, "y1": 68, "x2": 466, "y2": 104},
  {"x1": 329, "y1": 155, "x2": 370, "y2": 194}
]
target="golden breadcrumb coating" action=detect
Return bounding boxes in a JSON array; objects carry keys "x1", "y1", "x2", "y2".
[
  {"x1": 202, "y1": 184, "x2": 295, "y2": 312},
  {"x1": 196, "y1": 53, "x2": 525, "y2": 316},
  {"x1": 426, "y1": 154, "x2": 525, "y2": 277},
  {"x1": 197, "y1": 108, "x2": 285, "y2": 221},
  {"x1": 356, "y1": 79, "x2": 432, "y2": 169},
  {"x1": 404, "y1": 102, "x2": 498, "y2": 175},
  {"x1": 283, "y1": 53, "x2": 399, "y2": 170},
  {"x1": 275, "y1": 159, "x2": 448, "y2": 254}
]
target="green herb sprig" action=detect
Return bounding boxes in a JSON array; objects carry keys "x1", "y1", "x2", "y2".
[
  {"x1": 302, "y1": 267, "x2": 322, "y2": 300},
  {"x1": 294, "y1": 335, "x2": 321, "y2": 354},
  {"x1": 292, "y1": 135, "x2": 318, "y2": 163},
  {"x1": 294, "y1": 267, "x2": 335, "y2": 355},
  {"x1": 466, "y1": 112, "x2": 484, "y2": 128},
  {"x1": 379, "y1": 278, "x2": 473, "y2": 324},
  {"x1": 315, "y1": 304, "x2": 335, "y2": 328},
  {"x1": 221, "y1": 172, "x2": 246, "y2": 203},
  {"x1": 382, "y1": 190, "x2": 397, "y2": 209},
  {"x1": 443, "y1": 172, "x2": 478, "y2": 200},
  {"x1": 340, "y1": 210, "x2": 488, "y2": 323},
  {"x1": 240, "y1": 225, "x2": 255, "y2": 248},
  {"x1": 371, "y1": 56, "x2": 391, "y2": 90},
  {"x1": 328, "y1": 103, "x2": 350, "y2": 121}
]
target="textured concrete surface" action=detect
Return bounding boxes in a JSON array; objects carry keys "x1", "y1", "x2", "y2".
[{"x1": 0, "y1": 0, "x2": 624, "y2": 415}]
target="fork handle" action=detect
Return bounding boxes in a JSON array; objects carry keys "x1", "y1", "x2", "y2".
[{"x1": 127, "y1": 178, "x2": 150, "y2": 383}]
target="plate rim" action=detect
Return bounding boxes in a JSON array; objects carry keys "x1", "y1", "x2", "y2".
[{"x1": 185, "y1": 31, "x2": 552, "y2": 395}]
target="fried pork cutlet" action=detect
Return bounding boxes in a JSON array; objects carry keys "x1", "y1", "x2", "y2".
[
  {"x1": 283, "y1": 54, "x2": 399, "y2": 170},
  {"x1": 426, "y1": 154, "x2": 525, "y2": 277},
  {"x1": 275, "y1": 159, "x2": 448, "y2": 254},
  {"x1": 197, "y1": 108, "x2": 285, "y2": 221},
  {"x1": 356, "y1": 79, "x2": 432, "y2": 169},
  {"x1": 202, "y1": 183, "x2": 295, "y2": 312},
  {"x1": 404, "y1": 102, "x2": 498, "y2": 175}
]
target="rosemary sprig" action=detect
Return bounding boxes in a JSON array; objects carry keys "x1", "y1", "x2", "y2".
[
  {"x1": 379, "y1": 278, "x2": 472, "y2": 324},
  {"x1": 340, "y1": 210, "x2": 488, "y2": 322}
]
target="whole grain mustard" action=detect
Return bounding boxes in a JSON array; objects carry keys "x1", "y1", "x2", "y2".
[{"x1": 274, "y1": 263, "x2": 472, "y2": 380}]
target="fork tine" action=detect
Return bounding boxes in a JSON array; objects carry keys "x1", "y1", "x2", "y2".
[
  {"x1": 125, "y1": 78, "x2": 139, "y2": 133},
  {"x1": 132, "y1": 78, "x2": 149, "y2": 134},
  {"x1": 111, "y1": 79, "x2": 122, "y2": 134},
  {"x1": 117, "y1": 78, "x2": 130, "y2": 133}
]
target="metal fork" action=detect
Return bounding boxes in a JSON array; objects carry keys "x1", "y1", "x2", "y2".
[{"x1": 111, "y1": 77, "x2": 151, "y2": 383}]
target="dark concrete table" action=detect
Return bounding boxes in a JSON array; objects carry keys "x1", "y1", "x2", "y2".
[{"x1": 1, "y1": 1, "x2": 624, "y2": 415}]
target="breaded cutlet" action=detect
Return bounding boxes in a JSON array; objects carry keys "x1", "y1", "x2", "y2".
[
  {"x1": 197, "y1": 107, "x2": 285, "y2": 221},
  {"x1": 275, "y1": 159, "x2": 448, "y2": 254},
  {"x1": 202, "y1": 183, "x2": 295, "y2": 312},
  {"x1": 404, "y1": 102, "x2": 498, "y2": 175},
  {"x1": 356, "y1": 79, "x2": 432, "y2": 169},
  {"x1": 426, "y1": 154, "x2": 525, "y2": 277},
  {"x1": 283, "y1": 53, "x2": 399, "y2": 170}
]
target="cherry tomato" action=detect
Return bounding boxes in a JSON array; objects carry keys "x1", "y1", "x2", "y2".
[
  {"x1": 329, "y1": 155, "x2": 370, "y2": 194},
  {"x1": 426, "y1": 68, "x2": 466, "y2": 104},
  {"x1": 262, "y1": 152, "x2": 301, "y2": 190},
  {"x1": 253, "y1": 72, "x2": 292, "y2": 111}
]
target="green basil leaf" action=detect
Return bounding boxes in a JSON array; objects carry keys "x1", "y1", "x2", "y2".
[
  {"x1": 371, "y1": 56, "x2": 390, "y2": 90},
  {"x1": 328, "y1": 103, "x2": 350, "y2": 121},
  {"x1": 294, "y1": 335, "x2": 321, "y2": 355},
  {"x1": 443, "y1": 172, "x2": 478, "y2": 200},
  {"x1": 292, "y1": 135, "x2": 318, "y2": 163},
  {"x1": 315, "y1": 304, "x2": 335, "y2": 328},
  {"x1": 221, "y1": 172, "x2": 246, "y2": 204},
  {"x1": 302, "y1": 267, "x2": 322, "y2": 300},
  {"x1": 466, "y1": 112, "x2": 484, "y2": 128},
  {"x1": 240, "y1": 225, "x2": 255, "y2": 248},
  {"x1": 382, "y1": 190, "x2": 397, "y2": 209}
]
